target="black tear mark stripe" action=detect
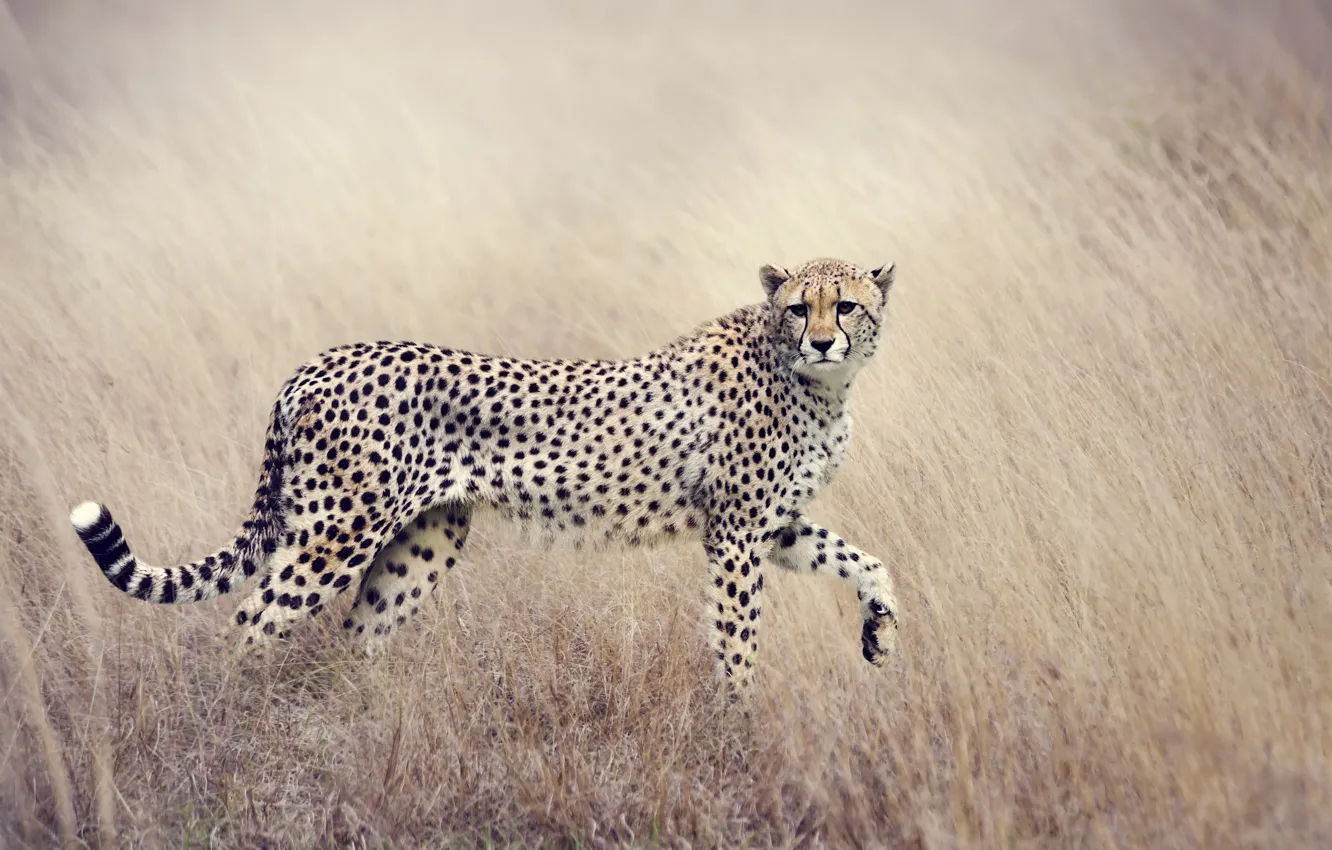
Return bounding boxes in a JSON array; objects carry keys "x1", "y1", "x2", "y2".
[{"x1": 829, "y1": 280, "x2": 851, "y2": 348}]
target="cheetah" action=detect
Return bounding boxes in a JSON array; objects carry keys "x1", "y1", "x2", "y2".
[{"x1": 69, "y1": 257, "x2": 901, "y2": 694}]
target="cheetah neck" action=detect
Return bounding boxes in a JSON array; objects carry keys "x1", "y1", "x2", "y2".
[
  {"x1": 773, "y1": 345, "x2": 855, "y2": 410},
  {"x1": 792, "y1": 372, "x2": 853, "y2": 418},
  {"x1": 758, "y1": 345, "x2": 853, "y2": 430}
]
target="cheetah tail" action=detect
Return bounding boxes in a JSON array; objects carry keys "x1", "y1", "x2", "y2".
[{"x1": 67, "y1": 401, "x2": 288, "y2": 605}]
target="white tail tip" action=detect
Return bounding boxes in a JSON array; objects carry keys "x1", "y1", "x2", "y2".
[{"x1": 70, "y1": 501, "x2": 104, "y2": 531}]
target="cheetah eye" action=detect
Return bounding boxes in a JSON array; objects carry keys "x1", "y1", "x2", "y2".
[
  {"x1": 787, "y1": 304, "x2": 808, "y2": 318},
  {"x1": 837, "y1": 301, "x2": 857, "y2": 315}
]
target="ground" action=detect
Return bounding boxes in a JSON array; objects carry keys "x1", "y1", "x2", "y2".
[{"x1": 1, "y1": 0, "x2": 1330, "y2": 847}]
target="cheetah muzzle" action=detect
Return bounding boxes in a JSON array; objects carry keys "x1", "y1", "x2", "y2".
[{"x1": 69, "y1": 257, "x2": 904, "y2": 696}]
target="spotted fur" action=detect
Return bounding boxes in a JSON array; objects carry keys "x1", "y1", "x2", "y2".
[{"x1": 70, "y1": 257, "x2": 901, "y2": 693}]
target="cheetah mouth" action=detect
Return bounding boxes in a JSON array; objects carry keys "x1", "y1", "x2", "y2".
[{"x1": 804, "y1": 345, "x2": 855, "y2": 367}]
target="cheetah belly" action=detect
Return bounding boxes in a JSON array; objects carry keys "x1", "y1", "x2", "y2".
[
  {"x1": 483, "y1": 495, "x2": 706, "y2": 551},
  {"x1": 461, "y1": 437, "x2": 708, "y2": 551}
]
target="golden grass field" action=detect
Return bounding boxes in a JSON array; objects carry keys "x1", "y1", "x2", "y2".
[{"x1": 1, "y1": 0, "x2": 1330, "y2": 846}]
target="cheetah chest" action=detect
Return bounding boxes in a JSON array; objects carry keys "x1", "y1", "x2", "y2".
[{"x1": 788, "y1": 413, "x2": 852, "y2": 507}]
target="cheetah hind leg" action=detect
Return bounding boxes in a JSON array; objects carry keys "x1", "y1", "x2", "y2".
[
  {"x1": 343, "y1": 500, "x2": 473, "y2": 657},
  {"x1": 229, "y1": 508, "x2": 390, "y2": 666}
]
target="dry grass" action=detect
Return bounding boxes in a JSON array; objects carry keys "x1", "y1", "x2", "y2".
[{"x1": 1, "y1": 0, "x2": 1330, "y2": 846}]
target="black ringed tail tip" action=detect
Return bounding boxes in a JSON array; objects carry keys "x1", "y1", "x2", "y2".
[
  {"x1": 70, "y1": 501, "x2": 134, "y2": 586},
  {"x1": 71, "y1": 501, "x2": 114, "y2": 541}
]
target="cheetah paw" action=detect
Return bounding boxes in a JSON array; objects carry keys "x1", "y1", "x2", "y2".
[{"x1": 861, "y1": 599, "x2": 899, "y2": 666}]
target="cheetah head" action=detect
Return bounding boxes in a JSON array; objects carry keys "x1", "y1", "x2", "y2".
[{"x1": 759, "y1": 257, "x2": 896, "y2": 382}]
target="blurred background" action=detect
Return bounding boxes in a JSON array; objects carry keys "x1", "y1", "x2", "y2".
[{"x1": 1, "y1": 0, "x2": 1330, "y2": 847}]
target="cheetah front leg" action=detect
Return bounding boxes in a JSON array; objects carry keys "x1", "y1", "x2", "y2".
[
  {"x1": 769, "y1": 516, "x2": 899, "y2": 665},
  {"x1": 702, "y1": 532, "x2": 766, "y2": 702},
  {"x1": 343, "y1": 501, "x2": 473, "y2": 656}
]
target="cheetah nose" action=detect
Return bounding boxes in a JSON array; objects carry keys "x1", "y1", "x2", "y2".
[{"x1": 810, "y1": 339, "x2": 834, "y2": 354}]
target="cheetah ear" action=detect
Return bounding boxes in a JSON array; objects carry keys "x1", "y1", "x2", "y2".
[
  {"x1": 870, "y1": 263, "x2": 895, "y2": 295},
  {"x1": 759, "y1": 264, "x2": 791, "y2": 297}
]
